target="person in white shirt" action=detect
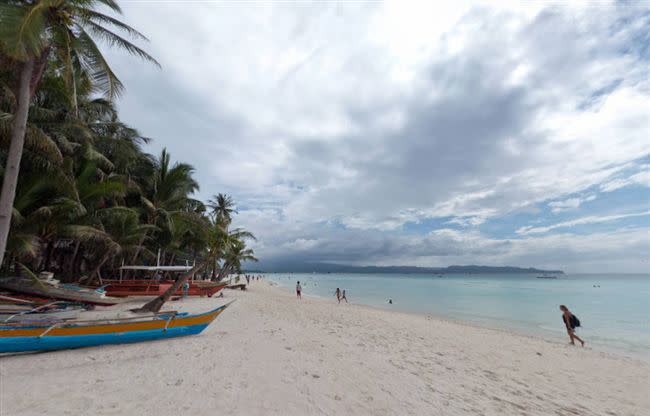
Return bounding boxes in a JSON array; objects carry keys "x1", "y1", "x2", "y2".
[{"x1": 296, "y1": 281, "x2": 302, "y2": 299}]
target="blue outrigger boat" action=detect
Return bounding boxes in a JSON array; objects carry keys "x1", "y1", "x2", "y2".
[{"x1": 0, "y1": 301, "x2": 233, "y2": 353}]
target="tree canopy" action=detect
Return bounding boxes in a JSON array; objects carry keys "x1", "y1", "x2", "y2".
[{"x1": 0, "y1": 1, "x2": 256, "y2": 282}]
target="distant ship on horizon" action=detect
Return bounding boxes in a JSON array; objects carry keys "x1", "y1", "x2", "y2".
[{"x1": 536, "y1": 273, "x2": 558, "y2": 279}]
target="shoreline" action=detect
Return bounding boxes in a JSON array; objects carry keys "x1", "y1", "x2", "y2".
[
  {"x1": 268, "y1": 279, "x2": 648, "y2": 363},
  {"x1": 2, "y1": 280, "x2": 647, "y2": 416}
]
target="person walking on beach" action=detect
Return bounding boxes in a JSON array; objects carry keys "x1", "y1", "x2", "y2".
[
  {"x1": 335, "y1": 288, "x2": 341, "y2": 303},
  {"x1": 341, "y1": 289, "x2": 348, "y2": 303},
  {"x1": 560, "y1": 305, "x2": 585, "y2": 347},
  {"x1": 296, "y1": 281, "x2": 302, "y2": 299}
]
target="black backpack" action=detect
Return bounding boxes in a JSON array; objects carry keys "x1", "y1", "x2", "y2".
[{"x1": 570, "y1": 314, "x2": 581, "y2": 328}]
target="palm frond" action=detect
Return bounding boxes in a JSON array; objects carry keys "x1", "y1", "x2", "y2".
[
  {"x1": 78, "y1": 10, "x2": 148, "y2": 42},
  {"x1": 93, "y1": 0, "x2": 123, "y2": 14},
  {"x1": 7, "y1": 233, "x2": 40, "y2": 259},
  {"x1": 79, "y1": 21, "x2": 160, "y2": 68},
  {"x1": 74, "y1": 25, "x2": 124, "y2": 98},
  {"x1": 0, "y1": 1, "x2": 50, "y2": 60}
]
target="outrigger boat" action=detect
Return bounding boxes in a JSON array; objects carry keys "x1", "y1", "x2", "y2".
[
  {"x1": 101, "y1": 265, "x2": 225, "y2": 297},
  {"x1": 0, "y1": 301, "x2": 233, "y2": 353},
  {"x1": 0, "y1": 307, "x2": 84, "y2": 323},
  {"x1": 0, "y1": 300, "x2": 88, "y2": 323},
  {"x1": 0, "y1": 277, "x2": 124, "y2": 306}
]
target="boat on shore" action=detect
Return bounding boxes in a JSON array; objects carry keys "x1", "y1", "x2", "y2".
[
  {"x1": 0, "y1": 301, "x2": 234, "y2": 353},
  {"x1": 225, "y1": 283, "x2": 247, "y2": 291},
  {"x1": 101, "y1": 265, "x2": 225, "y2": 297},
  {"x1": 0, "y1": 277, "x2": 124, "y2": 306},
  {"x1": 0, "y1": 305, "x2": 86, "y2": 323},
  {"x1": 102, "y1": 279, "x2": 225, "y2": 297}
]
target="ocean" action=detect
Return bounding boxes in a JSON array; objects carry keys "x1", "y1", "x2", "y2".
[{"x1": 264, "y1": 273, "x2": 650, "y2": 358}]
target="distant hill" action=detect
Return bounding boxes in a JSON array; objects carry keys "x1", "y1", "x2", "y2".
[{"x1": 252, "y1": 263, "x2": 564, "y2": 275}]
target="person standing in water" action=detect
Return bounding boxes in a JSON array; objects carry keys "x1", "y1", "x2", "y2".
[
  {"x1": 560, "y1": 305, "x2": 585, "y2": 347},
  {"x1": 341, "y1": 289, "x2": 348, "y2": 303},
  {"x1": 335, "y1": 288, "x2": 341, "y2": 303},
  {"x1": 296, "y1": 281, "x2": 302, "y2": 299}
]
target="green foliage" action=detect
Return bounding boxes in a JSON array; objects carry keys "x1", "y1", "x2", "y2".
[
  {"x1": 0, "y1": 1, "x2": 255, "y2": 280},
  {"x1": 0, "y1": 0, "x2": 160, "y2": 100}
]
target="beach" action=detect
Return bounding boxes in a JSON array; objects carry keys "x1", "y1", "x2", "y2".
[{"x1": 1, "y1": 281, "x2": 647, "y2": 416}]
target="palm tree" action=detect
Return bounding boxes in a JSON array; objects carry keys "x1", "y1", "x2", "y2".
[
  {"x1": 61, "y1": 159, "x2": 126, "y2": 277},
  {"x1": 219, "y1": 239, "x2": 258, "y2": 280},
  {"x1": 0, "y1": 0, "x2": 158, "y2": 267},
  {"x1": 80, "y1": 206, "x2": 155, "y2": 283},
  {"x1": 207, "y1": 193, "x2": 236, "y2": 228},
  {"x1": 134, "y1": 219, "x2": 220, "y2": 313},
  {"x1": 129, "y1": 148, "x2": 199, "y2": 264},
  {"x1": 206, "y1": 193, "x2": 237, "y2": 277},
  {"x1": 136, "y1": 209, "x2": 255, "y2": 314}
]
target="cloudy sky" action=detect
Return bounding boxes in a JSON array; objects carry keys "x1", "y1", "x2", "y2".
[{"x1": 105, "y1": 1, "x2": 649, "y2": 273}]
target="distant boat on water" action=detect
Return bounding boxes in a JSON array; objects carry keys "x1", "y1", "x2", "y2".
[{"x1": 536, "y1": 274, "x2": 558, "y2": 279}]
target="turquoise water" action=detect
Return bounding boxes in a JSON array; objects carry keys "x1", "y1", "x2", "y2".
[{"x1": 265, "y1": 273, "x2": 650, "y2": 358}]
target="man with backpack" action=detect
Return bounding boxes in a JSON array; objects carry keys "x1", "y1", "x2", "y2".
[{"x1": 560, "y1": 305, "x2": 585, "y2": 347}]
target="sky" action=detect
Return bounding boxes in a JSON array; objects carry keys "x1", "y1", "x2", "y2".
[{"x1": 104, "y1": 1, "x2": 649, "y2": 273}]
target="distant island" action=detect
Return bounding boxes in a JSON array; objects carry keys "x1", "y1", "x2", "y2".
[{"x1": 251, "y1": 263, "x2": 564, "y2": 275}]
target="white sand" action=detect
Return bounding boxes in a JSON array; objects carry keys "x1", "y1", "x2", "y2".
[{"x1": 1, "y1": 281, "x2": 647, "y2": 416}]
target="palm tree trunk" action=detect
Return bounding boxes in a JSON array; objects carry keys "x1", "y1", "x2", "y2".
[
  {"x1": 87, "y1": 254, "x2": 109, "y2": 284},
  {"x1": 212, "y1": 257, "x2": 222, "y2": 280},
  {"x1": 42, "y1": 240, "x2": 54, "y2": 272},
  {"x1": 74, "y1": 247, "x2": 85, "y2": 276},
  {"x1": 134, "y1": 261, "x2": 207, "y2": 314},
  {"x1": 217, "y1": 260, "x2": 233, "y2": 281},
  {"x1": 77, "y1": 256, "x2": 103, "y2": 284},
  {"x1": 0, "y1": 57, "x2": 35, "y2": 267},
  {"x1": 67, "y1": 240, "x2": 81, "y2": 274},
  {"x1": 131, "y1": 232, "x2": 148, "y2": 263},
  {"x1": 126, "y1": 231, "x2": 149, "y2": 279}
]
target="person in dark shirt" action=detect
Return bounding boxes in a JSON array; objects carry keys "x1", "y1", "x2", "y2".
[{"x1": 560, "y1": 305, "x2": 585, "y2": 347}]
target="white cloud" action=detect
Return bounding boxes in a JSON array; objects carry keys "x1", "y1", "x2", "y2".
[
  {"x1": 516, "y1": 211, "x2": 650, "y2": 235},
  {"x1": 600, "y1": 165, "x2": 650, "y2": 192},
  {"x1": 247, "y1": 218, "x2": 650, "y2": 273},
  {"x1": 446, "y1": 216, "x2": 487, "y2": 227},
  {"x1": 104, "y1": 1, "x2": 650, "y2": 271},
  {"x1": 548, "y1": 195, "x2": 596, "y2": 213}
]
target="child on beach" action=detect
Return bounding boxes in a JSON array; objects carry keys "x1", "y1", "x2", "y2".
[
  {"x1": 560, "y1": 305, "x2": 585, "y2": 347},
  {"x1": 335, "y1": 288, "x2": 341, "y2": 303},
  {"x1": 296, "y1": 281, "x2": 302, "y2": 299},
  {"x1": 341, "y1": 290, "x2": 348, "y2": 303}
]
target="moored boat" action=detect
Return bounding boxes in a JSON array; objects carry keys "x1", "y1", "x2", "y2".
[
  {"x1": 0, "y1": 277, "x2": 124, "y2": 306},
  {"x1": 102, "y1": 279, "x2": 226, "y2": 297},
  {"x1": 0, "y1": 301, "x2": 234, "y2": 353},
  {"x1": 0, "y1": 307, "x2": 84, "y2": 323},
  {"x1": 225, "y1": 283, "x2": 247, "y2": 291},
  {"x1": 101, "y1": 265, "x2": 226, "y2": 297}
]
